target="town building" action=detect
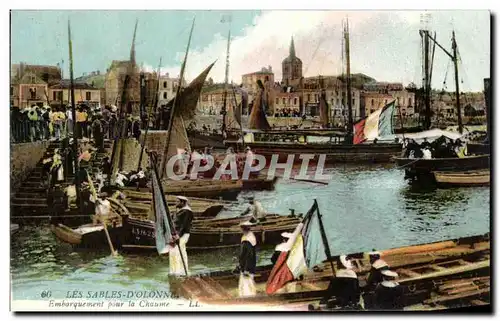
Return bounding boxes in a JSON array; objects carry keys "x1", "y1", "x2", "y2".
[
  {"x1": 274, "y1": 92, "x2": 301, "y2": 115},
  {"x1": 75, "y1": 70, "x2": 106, "y2": 106},
  {"x1": 241, "y1": 66, "x2": 274, "y2": 103},
  {"x1": 104, "y1": 60, "x2": 140, "y2": 114},
  {"x1": 157, "y1": 73, "x2": 187, "y2": 108},
  {"x1": 281, "y1": 37, "x2": 303, "y2": 86},
  {"x1": 48, "y1": 80, "x2": 101, "y2": 109},
  {"x1": 10, "y1": 72, "x2": 49, "y2": 109},
  {"x1": 10, "y1": 63, "x2": 62, "y2": 108},
  {"x1": 198, "y1": 83, "x2": 242, "y2": 116}
]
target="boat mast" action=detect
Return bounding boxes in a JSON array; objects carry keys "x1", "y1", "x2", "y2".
[
  {"x1": 451, "y1": 31, "x2": 463, "y2": 134},
  {"x1": 344, "y1": 19, "x2": 354, "y2": 144},
  {"x1": 137, "y1": 57, "x2": 162, "y2": 172},
  {"x1": 67, "y1": 20, "x2": 81, "y2": 212},
  {"x1": 159, "y1": 18, "x2": 195, "y2": 179},
  {"x1": 423, "y1": 31, "x2": 463, "y2": 134},
  {"x1": 221, "y1": 17, "x2": 232, "y2": 139}
]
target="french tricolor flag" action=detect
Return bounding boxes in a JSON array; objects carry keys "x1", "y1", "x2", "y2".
[
  {"x1": 354, "y1": 100, "x2": 396, "y2": 144},
  {"x1": 266, "y1": 202, "x2": 322, "y2": 294}
]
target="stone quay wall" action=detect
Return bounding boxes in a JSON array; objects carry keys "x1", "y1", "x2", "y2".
[{"x1": 11, "y1": 141, "x2": 50, "y2": 190}]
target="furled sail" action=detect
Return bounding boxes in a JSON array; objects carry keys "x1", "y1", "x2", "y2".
[
  {"x1": 319, "y1": 91, "x2": 330, "y2": 127},
  {"x1": 248, "y1": 80, "x2": 271, "y2": 130},
  {"x1": 150, "y1": 153, "x2": 176, "y2": 255}
]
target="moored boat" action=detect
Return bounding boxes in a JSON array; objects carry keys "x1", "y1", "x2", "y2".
[
  {"x1": 433, "y1": 170, "x2": 490, "y2": 188},
  {"x1": 121, "y1": 214, "x2": 301, "y2": 251},
  {"x1": 395, "y1": 154, "x2": 490, "y2": 182},
  {"x1": 170, "y1": 233, "x2": 490, "y2": 310},
  {"x1": 247, "y1": 141, "x2": 402, "y2": 164}
]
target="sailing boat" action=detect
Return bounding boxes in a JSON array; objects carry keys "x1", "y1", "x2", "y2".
[
  {"x1": 394, "y1": 30, "x2": 490, "y2": 182},
  {"x1": 242, "y1": 21, "x2": 402, "y2": 164}
]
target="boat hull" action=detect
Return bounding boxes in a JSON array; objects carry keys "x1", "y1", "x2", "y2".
[
  {"x1": 433, "y1": 170, "x2": 490, "y2": 187},
  {"x1": 120, "y1": 215, "x2": 301, "y2": 251},
  {"x1": 246, "y1": 142, "x2": 402, "y2": 164},
  {"x1": 171, "y1": 233, "x2": 490, "y2": 310}
]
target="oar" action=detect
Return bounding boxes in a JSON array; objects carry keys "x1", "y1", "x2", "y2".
[
  {"x1": 88, "y1": 173, "x2": 118, "y2": 256},
  {"x1": 289, "y1": 177, "x2": 329, "y2": 185}
]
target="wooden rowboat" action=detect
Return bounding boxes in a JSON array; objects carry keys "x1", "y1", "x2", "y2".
[
  {"x1": 241, "y1": 176, "x2": 278, "y2": 191},
  {"x1": 121, "y1": 214, "x2": 301, "y2": 251},
  {"x1": 170, "y1": 233, "x2": 490, "y2": 310},
  {"x1": 122, "y1": 191, "x2": 229, "y2": 219},
  {"x1": 394, "y1": 155, "x2": 490, "y2": 172},
  {"x1": 123, "y1": 179, "x2": 243, "y2": 200},
  {"x1": 433, "y1": 170, "x2": 490, "y2": 188}
]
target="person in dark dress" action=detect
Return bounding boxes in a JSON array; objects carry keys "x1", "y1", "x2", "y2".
[
  {"x1": 132, "y1": 117, "x2": 141, "y2": 141},
  {"x1": 237, "y1": 220, "x2": 257, "y2": 297},
  {"x1": 366, "y1": 250, "x2": 390, "y2": 290},
  {"x1": 80, "y1": 183, "x2": 95, "y2": 216},
  {"x1": 169, "y1": 196, "x2": 194, "y2": 276},
  {"x1": 101, "y1": 156, "x2": 112, "y2": 180},
  {"x1": 321, "y1": 255, "x2": 361, "y2": 310},
  {"x1": 41, "y1": 151, "x2": 53, "y2": 188},
  {"x1": 47, "y1": 183, "x2": 68, "y2": 217},
  {"x1": 373, "y1": 270, "x2": 404, "y2": 310},
  {"x1": 92, "y1": 115, "x2": 104, "y2": 152}
]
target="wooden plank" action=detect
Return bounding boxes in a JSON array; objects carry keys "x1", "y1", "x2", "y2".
[
  {"x1": 424, "y1": 288, "x2": 490, "y2": 305},
  {"x1": 470, "y1": 299, "x2": 488, "y2": 306},
  {"x1": 398, "y1": 268, "x2": 422, "y2": 278},
  {"x1": 400, "y1": 260, "x2": 489, "y2": 284}
]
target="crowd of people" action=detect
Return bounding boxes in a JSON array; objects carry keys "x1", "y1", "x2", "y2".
[
  {"x1": 402, "y1": 136, "x2": 467, "y2": 159},
  {"x1": 273, "y1": 108, "x2": 302, "y2": 118},
  {"x1": 11, "y1": 104, "x2": 142, "y2": 144}
]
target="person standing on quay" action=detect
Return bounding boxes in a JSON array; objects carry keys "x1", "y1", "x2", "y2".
[
  {"x1": 92, "y1": 114, "x2": 104, "y2": 152},
  {"x1": 236, "y1": 221, "x2": 257, "y2": 297},
  {"x1": 169, "y1": 196, "x2": 193, "y2": 276}
]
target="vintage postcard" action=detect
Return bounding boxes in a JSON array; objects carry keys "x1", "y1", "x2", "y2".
[{"x1": 10, "y1": 9, "x2": 490, "y2": 312}]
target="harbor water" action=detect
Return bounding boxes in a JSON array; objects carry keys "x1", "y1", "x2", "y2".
[{"x1": 11, "y1": 165, "x2": 490, "y2": 300}]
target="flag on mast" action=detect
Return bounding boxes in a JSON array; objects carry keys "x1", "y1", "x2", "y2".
[
  {"x1": 265, "y1": 201, "x2": 327, "y2": 294},
  {"x1": 353, "y1": 100, "x2": 396, "y2": 144}
]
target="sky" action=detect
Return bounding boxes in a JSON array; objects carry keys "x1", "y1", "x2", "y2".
[{"x1": 10, "y1": 10, "x2": 491, "y2": 91}]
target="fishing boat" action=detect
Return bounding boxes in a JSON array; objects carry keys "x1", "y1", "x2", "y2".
[
  {"x1": 247, "y1": 141, "x2": 402, "y2": 164},
  {"x1": 395, "y1": 154, "x2": 490, "y2": 172},
  {"x1": 123, "y1": 179, "x2": 243, "y2": 200},
  {"x1": 51, "y1": 198, "x2": 126, "y2": 247},
  {"x1": 121, "y1": 214, "x2": 301, "y2": 251},
  {"x1": 170, "y1": 233, "x2": 490, "y2": 310},
  {"x1": 122, "y1": 190, "x2": 231, "y2": 218},
  {"x1": 241, "y1": 176, "x2": 278, "y2": 191},
  {"x1": 433, "y1": 170, "x2": 490, "y2": 188}
]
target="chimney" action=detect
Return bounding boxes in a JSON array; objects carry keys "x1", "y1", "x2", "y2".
[
  {"x1": 166, "y1": 72, "x2": 169, "y2": 78},
  {"x1": 268, "y1": 65, "x2": 272, "y2": 72},
  {"x1": 97, "y1": 70, "x2": 100, "y2": 75}
]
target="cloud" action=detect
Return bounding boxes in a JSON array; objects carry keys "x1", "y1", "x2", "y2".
[{"x1": 144, "y1": 10, "x2": 490, "y2": 91}]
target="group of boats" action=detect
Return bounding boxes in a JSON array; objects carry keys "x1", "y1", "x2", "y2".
[
  {"x1": 17, "y1": 17, "x2": 491, "y2": 312},
  {"x1": 170, "y1": 233, "x2": 489, "y2": 310}
]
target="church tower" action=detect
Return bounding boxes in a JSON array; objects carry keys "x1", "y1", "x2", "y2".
[{"x1": 281, "y1": 36, "x2": 303, "y2": 86}]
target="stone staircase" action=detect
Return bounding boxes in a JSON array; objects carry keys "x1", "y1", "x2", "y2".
[{"x1": 10, "y1": 139, "x2": 113, "y2": 219}]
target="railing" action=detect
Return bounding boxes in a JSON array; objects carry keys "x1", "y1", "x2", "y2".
[{"x1": 10, "y1": 118, "x2": 142, "y2": 144}]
